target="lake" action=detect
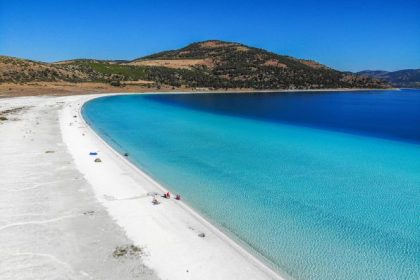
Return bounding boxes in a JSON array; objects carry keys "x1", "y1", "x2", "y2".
[{"x1": 83, "y1": 89, "x2": 420, "y2": 280}]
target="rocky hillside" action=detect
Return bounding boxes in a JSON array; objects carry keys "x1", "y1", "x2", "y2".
[
  {"x1": 1, "y1": 40, "x2": 390, "y2": 90},
  {"x1": 358, "y1": 69, "x2": 420, "y2": 88}
]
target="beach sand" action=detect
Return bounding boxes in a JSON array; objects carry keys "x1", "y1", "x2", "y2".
[{"x1": 0, "y1": 94, "x2": 284, "y2": 280}]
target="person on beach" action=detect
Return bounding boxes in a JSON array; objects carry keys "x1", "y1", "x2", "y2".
[{"x1": 152, "y1": 196, "x2": 160, "y2": 205}]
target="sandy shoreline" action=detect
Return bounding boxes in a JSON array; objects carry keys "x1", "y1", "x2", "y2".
[
  {"x1": 65, "y1": 94, "x2": 285, "y2": 279},
  {"x1": 1, "y1": 93, "x2": 285, "y2": 279}
]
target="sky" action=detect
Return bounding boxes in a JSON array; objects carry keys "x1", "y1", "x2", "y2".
[{"x1": 0, "y1": 0, "x2": 419, "y2": 72}]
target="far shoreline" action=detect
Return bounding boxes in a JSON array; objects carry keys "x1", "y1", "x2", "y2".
[{"x1": 0, "y1": 81, "x2": 399, "y2": 98}]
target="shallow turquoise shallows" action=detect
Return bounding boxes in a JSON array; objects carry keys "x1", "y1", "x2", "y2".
[{"x1": 83, "y1": 91, "x2": 420, "y2": 280}]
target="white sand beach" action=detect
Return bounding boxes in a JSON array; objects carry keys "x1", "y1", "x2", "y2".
[{"x1": 0, "y1": 94, "x2": 284, "y2": 280}]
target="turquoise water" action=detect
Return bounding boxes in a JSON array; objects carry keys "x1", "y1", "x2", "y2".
[{"x1": 83, "y1": 91, "x2": 420, "y2": 280}]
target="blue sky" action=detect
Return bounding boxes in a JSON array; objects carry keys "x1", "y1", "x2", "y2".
[{"x1": 0, "y1": 0, "x2": 419, "y2": 71}]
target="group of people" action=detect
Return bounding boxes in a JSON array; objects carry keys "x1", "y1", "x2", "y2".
[{"x1": 152, "y1": 192, "x2": 181, "y2": 205}]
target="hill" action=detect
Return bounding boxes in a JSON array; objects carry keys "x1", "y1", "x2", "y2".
[
  {"x1": 0, "y1": 56, "x2": 91, "y2": 83},
  {"x1": 1, "y1": 40, "x2": 390, "y2": 90},
  {"x1": 358, "y1": 69, "x2": 420, "y2": 88}
]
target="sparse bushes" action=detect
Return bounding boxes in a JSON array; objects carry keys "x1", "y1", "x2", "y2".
[{"x1": 110, "y1": 80, "x2": 121, "y2": 87}]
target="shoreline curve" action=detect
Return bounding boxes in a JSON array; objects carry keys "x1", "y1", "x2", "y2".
[{"x1": 61, "y1": 92, "x2": 287, "y2": 280}]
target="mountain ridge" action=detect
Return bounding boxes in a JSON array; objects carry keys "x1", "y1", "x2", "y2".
[
  {"x1": 1, "y1": 40, "x2": 391, "y2": 90},
  {"x1": 357, "y1": 69, "x2": 420, "y2": 88}
]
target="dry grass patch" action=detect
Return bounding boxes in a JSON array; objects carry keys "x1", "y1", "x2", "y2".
[{"x1": 263, "y1": 59, "x2": 287, "y2": 68}]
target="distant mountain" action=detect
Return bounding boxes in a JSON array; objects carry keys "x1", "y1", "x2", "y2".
[
  {"x1": 358, "y1": 69, "x2": 420, "y2": 88},
  {"x1": 1, "y1": 40, "x2": 390, "y2": 90}
]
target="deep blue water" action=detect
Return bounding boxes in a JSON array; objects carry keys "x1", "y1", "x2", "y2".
[
  {"x1": 83, "y1": 89, "x2": 420, "y2": 280},
  {"x1": 144, "y1": 89, "x2": 420, "y2": 144}
]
